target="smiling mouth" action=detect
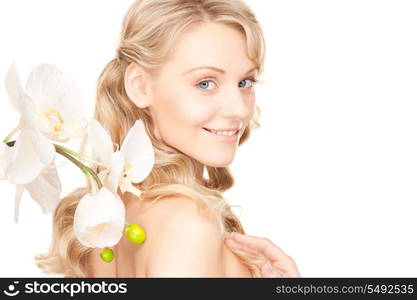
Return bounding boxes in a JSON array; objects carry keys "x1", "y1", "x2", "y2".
[{"x1": 202, "y1": 127, "x2": 240, "y2": 136}]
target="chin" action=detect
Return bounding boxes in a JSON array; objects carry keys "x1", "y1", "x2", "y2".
[{"x1": 203, "y1": 157, "x2": 235, "y2": 168}]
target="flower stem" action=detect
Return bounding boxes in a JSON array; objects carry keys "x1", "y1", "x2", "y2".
[
  {"x1": 3, "y1": 124, "x2": 22, "y2": 143},
  {"x1": 54, "y1": 143, "x2": 107, "y2": 168},
  {"x1": 54, "y1": 144, "x2": 103, "y2": 190},
  {"x1": 5, "y1": 138, "x2": 104, "y2": 192}
]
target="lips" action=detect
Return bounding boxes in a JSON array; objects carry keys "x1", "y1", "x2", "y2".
[
  {"x1": 203, "y1": 127, "x2": 240, "y2": 132},
  {"x1": 203, "y1": 127, "x2": 239, "y2": 134}
]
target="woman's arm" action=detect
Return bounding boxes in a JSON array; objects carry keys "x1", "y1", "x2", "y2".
[{"x1": 134, "y1": 197, "x2": 224, "y2": 277}]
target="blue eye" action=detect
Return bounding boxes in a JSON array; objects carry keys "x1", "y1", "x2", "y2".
[
  {"x1": 197, "y1": 80, "x2": 216, "y2": 90},
  {"x1": 239, "y1": 78, "x2": 258, "y2": 88}
]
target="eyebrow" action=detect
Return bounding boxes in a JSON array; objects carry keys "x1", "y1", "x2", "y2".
[{"x1": 181, "y1": 66, "x2": 258, "y2": 76}]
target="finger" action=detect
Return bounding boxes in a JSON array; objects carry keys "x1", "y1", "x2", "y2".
[
  {"x1": 230, "y1": 233, "x2": 293, "y2": 266},
  {"x1": 224, "y1": 237, "x2": 260, "y2": 257},
  {"x1": 261, "y1": 261, "x2": 282, "y2": 278},
  {"x1": 225, "y1": 239, "x2": 283, "y2": 277}
]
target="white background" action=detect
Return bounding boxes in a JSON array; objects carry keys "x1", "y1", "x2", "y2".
[{"x1": 0, "y1": 0, "x2": 416, "y2": 277}]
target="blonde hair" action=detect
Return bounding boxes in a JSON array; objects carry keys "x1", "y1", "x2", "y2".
[{"x1": 35, "y1": 0, "x2": 266, "y2": 277}]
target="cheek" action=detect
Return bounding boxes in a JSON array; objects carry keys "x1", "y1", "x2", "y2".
[
  {"x1": 153, "y1": 91, "x2": 216, "y2": 140},
  {"x1": 178, "y1": 100, "x2": 215, "y2": 126},
  {"x1": 246, "y1": 97, "x2": 256, "y2": 123}
]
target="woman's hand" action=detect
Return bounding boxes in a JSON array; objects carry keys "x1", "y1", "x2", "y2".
[{"x1": 224, "y1": 232, "x2": 301, "y2": 278}]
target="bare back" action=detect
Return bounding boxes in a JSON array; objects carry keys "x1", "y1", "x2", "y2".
[{"x1": 85, "y1": 195, "x2": 252, "y2": 277}]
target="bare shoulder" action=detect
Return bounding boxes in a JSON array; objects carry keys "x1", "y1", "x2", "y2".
[{"x1": 131, "y1": 196, "x2": 224, "y2": 277}]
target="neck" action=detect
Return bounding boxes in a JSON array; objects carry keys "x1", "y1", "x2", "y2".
[{"x1": 195, "y1": 162, "x2": 204, "y2": 182}]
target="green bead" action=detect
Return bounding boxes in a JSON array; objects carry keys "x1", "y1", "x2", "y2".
[
  {"x1": 100, "y1": 248, "x2": 114, "y2": 263},
  {"x1": 125, "y1": 223, "x2": 146, "y2": 245}
]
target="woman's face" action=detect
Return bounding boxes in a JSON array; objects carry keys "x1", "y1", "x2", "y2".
[{"x1": 131, "y1": 22, "x2": 257, "y2": 167}]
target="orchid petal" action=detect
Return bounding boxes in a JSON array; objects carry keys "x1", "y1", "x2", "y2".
[
  {"x1": 24, "y1": 161, "x2": 62, "y2": 215},
  {"x1": 60, "y1": 118, "x2": 88, "y2": 139},
  {"x1": 119, "y1": 177, "x2": 142, "y2": 197},
  {"x1": 73, "y1": 187, "x2": 125, "y2": 248},
  {"x1": 120, "y1": 120, "x2": 155, "y2": 183},
  {"x1": 18, "y1": 92, "x2": 56, "y2": 165},
  {"x1": 80, "y1": 119, "x2": 113, "y2": 165},
  {"x1": 6, "y1": 129, "x2": 52, "y2": 184},
  {"x1": 14, "y1": 185, "x2": 24, "y2": 223},
  {"x1": 106, "y1": 151, "x2": 125, "y2": 194},
  {"x1": 25, "y1": 64, "x2": 85, "y2": 124},
  {"x1": 27, "y1": 126, "x2": 55, "y2": 165},
  {"x1": 0, "y1": 142, "x2": 13, "y2": 179},
  {"x1": 4, "y1": 62, "x2": 23, "y2": 113}
]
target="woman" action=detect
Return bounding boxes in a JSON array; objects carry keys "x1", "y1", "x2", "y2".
[{"x1": 35, "y1": 0, "x2": 301, "y2": 278}]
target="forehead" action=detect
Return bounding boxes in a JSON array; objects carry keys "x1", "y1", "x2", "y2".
[{"x1": 164, "y1": 21, "x2": 255, "y2": 73}]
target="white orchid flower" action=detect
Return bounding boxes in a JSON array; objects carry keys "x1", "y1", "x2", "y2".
[
  {"x1": 6, "y1": 62, "x2": 87, "y2": 142},
  {"x1": 80, "y1": 119, "x2": 155, "y2": 197},
  {"x1": 73, "y1": 187, "x2": 126, "y2": 248},
  {"x1": 2, "y1": 62, "x2": 87, "y2": 221},
  {"x1": 3, "y1": 63, "x2": 87, "y2": 185}
]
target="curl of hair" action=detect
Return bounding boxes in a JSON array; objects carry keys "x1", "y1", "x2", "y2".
[{"x1": 35, "y1": 0, "x2": 266, "y2": 277}]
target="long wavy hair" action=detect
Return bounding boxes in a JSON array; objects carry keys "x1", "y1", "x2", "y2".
[{"x1": 35, "y1": 0, "x2": 266, "y2": 277}]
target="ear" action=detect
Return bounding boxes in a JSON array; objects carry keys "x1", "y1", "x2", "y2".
[{"x1": 124, "y1": 62, "x2": 152, "y2": 109}]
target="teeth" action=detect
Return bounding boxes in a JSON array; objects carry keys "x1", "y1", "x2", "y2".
[{"x1": 208, "y1": 129, "x2": 238, "y2": 136}]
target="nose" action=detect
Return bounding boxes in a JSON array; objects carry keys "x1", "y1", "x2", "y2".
[{"x1": 220, "y1": 86, "x2": 253, "y2": 120}]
